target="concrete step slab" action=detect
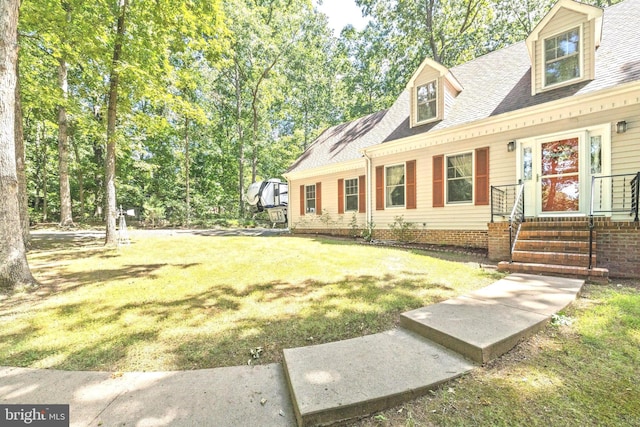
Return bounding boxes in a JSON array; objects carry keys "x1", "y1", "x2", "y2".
[
  {"x1": 88, "y1": 364, "x2": 296, "y2": 427},
  {"x1": 401, "y1": 274, "x2": 584, "y2": 364},
  {"x1": 0, "y1": 366, "x2": 127, "y2": 427},
  {"x1": 401, "y1": 296, "x2": 548, "y2": 364},
  {"x1": 466, "y1": 273, "x2": 585, "y2": 315},
  {"x1": 400, "y1": 274, "x2": 584, "y2": 363},
  {"x1": 282, "y1": 329, "x2": 474, "y2": 427}
]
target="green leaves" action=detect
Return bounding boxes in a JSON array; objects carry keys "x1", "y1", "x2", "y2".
[{"x1": 27, "y1": 0, "x2": 623, "y2": 226}]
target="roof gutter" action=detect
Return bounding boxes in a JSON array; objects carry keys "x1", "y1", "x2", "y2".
[{"x1": 284, "y1": 157, "x2": 366, "y2": 181}]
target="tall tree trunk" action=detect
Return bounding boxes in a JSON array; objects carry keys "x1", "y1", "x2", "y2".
[
  {"x1": 235, "y1": 59, "x2": 245, "y2": 217},
  {"x1": 57, "y1": 57, "x2": 73, "y2": 226},
  {"x1": 105, "y1": 0, "x2": 128, "y2": 245},
  {"x1": 34, "y1": 122, "x2": 41, "y2": 214},
  {"x1": 93, "y1": 139, "x2": 103, "y2": 218},
  {"x1": 0, "y1": 0, "x2": 37, "y2": 292},
  {"x1": 249, "y1": 56, "x2": 279, "y2": 184},
  {"x1": 251, "y1": 95, "x2": 259, "y2": 183},
  {"x1": 15, "y1": 56, "x2": 30, "y2": 249},
  {"x1": 184, "y1": 116, "x2": 190, "y2": 226},
  {"x1": 425, "y1": 0, "x2": 441, "y2": 63},
  {"x1": 72, "y1": 139, "x2": 85, "y2": 218},
  {"x1": 41, "y1": 123, "x2": 48, "y2": 222}
]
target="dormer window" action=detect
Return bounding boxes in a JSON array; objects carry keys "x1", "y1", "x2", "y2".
[
  {"x1": 407, "y1": 57, "x2": 462, "y2": 128},
  {"x1": 416, "y1": 81, "x2": 437, "y2": 123},
  {"x1": 544, "y1": 27, "x2": 581, "y2": 86},
  {"x1": 526, "y1": 0, "x2": 602, "y2": 96}
]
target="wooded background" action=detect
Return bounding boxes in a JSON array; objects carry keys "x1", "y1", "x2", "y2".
[{"x1": 17, "y1": 0, "x2": 620, "y2": 231}]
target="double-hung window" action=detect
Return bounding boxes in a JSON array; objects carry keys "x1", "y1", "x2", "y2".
[
  {"x1": 544, "y1": 27, "x2": 580, "y2": 86},
  {"x1": 305, "y1": 185, "x2": 316, "y2": 213},
  {"x1": 416, "y1": 80, "x2": 437, "y2": 123},
  {"x1": 386, "y1": 164, "x2": 405, "y2": 207},
  {"x1": 446, "y1": 153, "x2": 473, "y2": 204},
  {"x1": 345, "y1": 178, "x2": 358, "y2": 211}
]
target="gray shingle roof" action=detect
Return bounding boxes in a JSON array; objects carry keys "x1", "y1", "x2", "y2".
[
  {"x1": 288, "y1": 0, "x2": 640, "y2": 174},
  {"x1": 286, "y1": 90, "x2": 410, "y2": 173}
]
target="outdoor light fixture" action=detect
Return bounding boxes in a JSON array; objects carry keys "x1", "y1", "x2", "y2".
[
  {"x1": 616, "y1": 120, "x2": 628, "y2": 134},
  {"x1": 507, "y1": 141, "x2": 516, "y2": 152}
]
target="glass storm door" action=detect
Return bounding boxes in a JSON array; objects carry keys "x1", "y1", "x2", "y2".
[{"x1": 540, "y1": 138, "x2": 580, "y2": 212}]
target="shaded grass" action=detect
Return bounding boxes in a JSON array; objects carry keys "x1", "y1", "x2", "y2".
[
  {"x1": 0, "y1": 232, "x2": 501, "y2": 372},
  {"x1": 354, "y1": 282, "x2": 640, "y2": 427}
]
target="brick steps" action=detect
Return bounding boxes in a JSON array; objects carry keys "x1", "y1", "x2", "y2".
[
  {"x1": 498, "y1": 261, "x2": 609, "y2": 284},
  {"x1": 498, "y1": 219, "x2": 608, "y2": 282},
  {"x1": 517, "y1": 220, "x2": 590, "y2": 230},
  {"x1": 518, "y1": 230, "x2": 591, "y2": 240},
  {"x1": 514, "y1": 239, "x2": 591, "y2": 253},
  {"x1": 512, "y1": 250, "x2": 593, "y2": 267}
]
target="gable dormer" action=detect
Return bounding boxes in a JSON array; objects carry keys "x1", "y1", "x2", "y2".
[
  {"x1": 526, "y1": 0, "x2": 603, "y2": 96},
  {"x1": 407, "y1": 58, "x2": 462, "y2": 128}
]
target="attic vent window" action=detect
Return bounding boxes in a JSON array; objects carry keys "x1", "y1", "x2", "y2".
[
  {"x1": 416, "y1": 80, "x2": 437, "y2": 123},
  {"x1": 544, "y1": 27, "x2": 580, "y2": 86}
]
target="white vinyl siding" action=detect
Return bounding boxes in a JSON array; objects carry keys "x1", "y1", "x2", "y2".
[{"x1": 610, "y1": 109, "x2": 640, "y2": 220}]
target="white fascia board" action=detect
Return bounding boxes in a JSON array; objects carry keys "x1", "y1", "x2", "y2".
[{"x1": 284, "y1": 158, "x2": 366, "y2": 181}]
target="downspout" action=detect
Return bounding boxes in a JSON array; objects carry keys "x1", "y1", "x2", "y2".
[
  {"x1": 285, "y1": 176, "x2": 292, "y2": 230},
  {"x1": 363, "y1": 151, "x2": 373, "y2": 228}
]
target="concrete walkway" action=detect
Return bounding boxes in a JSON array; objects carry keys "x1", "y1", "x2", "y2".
[
  {"x1": 0, "y1": 365, "x2": 296, "y2": 427},
  {"x1": 0, "y1": 274, "x2": 584, "y2": 427}
]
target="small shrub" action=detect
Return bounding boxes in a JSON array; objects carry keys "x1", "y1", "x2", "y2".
[
  {"x1": 390, "y1": 215, "x2": 416, "y2": 243},
  {"x1": 319, "y1": 209, "x2": 333, "y2": 229},
  {"x1": 349, "y1": 213, "x2": 360, "y2": 238}
]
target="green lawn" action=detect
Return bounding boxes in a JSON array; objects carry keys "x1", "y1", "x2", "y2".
[
  {"x1": 3, "y1": 231, "x2": 638, "y2": 425},
  {"x1": 0, "y1": 231, "x2": 500, "y2": 372}
]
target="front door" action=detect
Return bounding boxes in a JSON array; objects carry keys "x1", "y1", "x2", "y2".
[{"x1": 517, "y1": 125, "x2": 610, "y2": 218}]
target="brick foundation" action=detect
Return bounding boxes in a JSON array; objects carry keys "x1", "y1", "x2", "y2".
[
  {"x1": 295, "y1": 218, "x2": 640, "y2": 278},
  {"x1": 595, "y1": 220, "x2": 640, "y2": 279},
  {"x1": 293, "y1": 228, "x2": 488, "y2": 249}
]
